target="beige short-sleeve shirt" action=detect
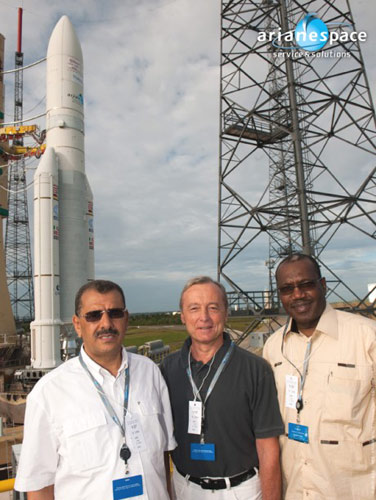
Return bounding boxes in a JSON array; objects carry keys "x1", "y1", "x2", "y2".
[{"x1": 263, "y1": 304, "x2": 376, "y2": 499}]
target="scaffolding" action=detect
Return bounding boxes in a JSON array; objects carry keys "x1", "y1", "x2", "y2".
[
  {"x1": 218, "y1": 0, "x2": 376, "y2": 341},
  {"x1": 5, "y1": 9, "x2": 34, "y2": 323}
]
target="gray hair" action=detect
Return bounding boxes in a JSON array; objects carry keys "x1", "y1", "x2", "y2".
[{"x1": 179, "y1": 276, "x2": 228, "y2": 310}]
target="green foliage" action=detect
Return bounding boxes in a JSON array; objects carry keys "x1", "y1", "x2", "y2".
[{"x1": 129, "y1": 312, "x2": 182, "y2": 326}]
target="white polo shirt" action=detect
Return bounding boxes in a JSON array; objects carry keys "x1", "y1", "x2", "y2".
[{"x1": 15, "y1": 347, "x2": 176, "y2": 500}]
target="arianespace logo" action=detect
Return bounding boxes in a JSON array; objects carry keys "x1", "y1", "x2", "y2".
[
  {"x1": 258, "y1": 12, "x2": 367, "y2": 55},
  {"x1": 67, "y1": 92, "x2": 84, "y2": 106}
]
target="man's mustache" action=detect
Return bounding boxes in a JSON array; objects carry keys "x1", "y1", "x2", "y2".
[{"x1": 95, "y1": 328, "x2": 119, "y2": 338}]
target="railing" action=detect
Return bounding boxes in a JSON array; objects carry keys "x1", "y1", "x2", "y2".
[{"x1": 138, "y1": 340, "x2": 170, "y2": 364}]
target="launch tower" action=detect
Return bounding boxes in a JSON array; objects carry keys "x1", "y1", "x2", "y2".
[
  {"x1": 218, "y1": 0, "x2": 376, "y2": 340},
  {"x1": 0, "y1": 34, "x2": 17, "y2": 339},
  {"x1": 5, "y1": 8, "x2": 34, "y2": 323}
]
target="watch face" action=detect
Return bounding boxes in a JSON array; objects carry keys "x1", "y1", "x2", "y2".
[{"x1": 120, "y1": 444, "x2": 131, "y2": 462}]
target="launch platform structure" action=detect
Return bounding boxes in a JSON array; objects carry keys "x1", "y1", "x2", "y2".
[
  {"x1": 5, "y1": 8, "x2": 34, "y2": 324},
  {"x1": 1, "y1": 34, "x2": 17, "y2": 340},
  {"x1": 218, "y1": 0, "x2": 376, "y2": 342}
]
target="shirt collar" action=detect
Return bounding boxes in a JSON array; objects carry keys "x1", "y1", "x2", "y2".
[
  {"x1": 180, "y1": 331, "x2": 232, "y2": 368},
  {"x1": 80, "y1": 345, "x2": 128, "y2": 382},
  {"x1": 285, "y1": 303, "x2": 338, "y2": 340}
]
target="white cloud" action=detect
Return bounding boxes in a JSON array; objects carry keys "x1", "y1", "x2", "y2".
[{"x1": 1, "y1": 0, "x2": 375, "y2": 312}]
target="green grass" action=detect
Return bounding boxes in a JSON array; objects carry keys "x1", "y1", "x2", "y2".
[
  {"x1": 124, "y1": 326, "x2": 187, "y2": 351},
  {"x1": 123, "y1": 315, "x2": 262, "y2": 353},
  {"x1": 227, "y1": 316, "x2": 263, "y2": 332}
]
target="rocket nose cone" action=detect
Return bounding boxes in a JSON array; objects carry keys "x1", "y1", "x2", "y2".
[
  {"x1": 53, "y1": 15, "x2": 74, "y2": 34},
  {"x1": 47, "y1": 14, "x2": 82, "y2": 61},
  {"x1": 41, "y1": 146, "x2": 56, "y2": 161},
  {"x1": 58, "y1": 14, "x2": 70, "y2": 23},
  {"x1": 34, "y1": 147, "x2": 58, "y2": 177}
]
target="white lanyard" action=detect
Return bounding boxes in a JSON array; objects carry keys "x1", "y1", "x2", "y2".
[
  {"x1": 79, "y1": 354, "x2": 133, "y2": 474},
  {"x1": 186, "y1": 341, "x2": 234, "y2": 441},
  {"x1": 188, "y1": 349, "x2": 216, "y2": 402},
  {"x1": 295, "y1": 340, "x2": 311, "y2": 414},
  {"x1": 281, "y1": 319, "x2": 312, "y2": 421},
  {"x1": 79, "y1": 353, "x2": 130, "y2": 436},
  {"x1": 187, "y1": 341, "x2": 234, "y2": 404}
]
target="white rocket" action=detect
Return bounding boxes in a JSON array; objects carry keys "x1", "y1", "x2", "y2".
[{"x1": 30, "y1": 16, "x2": 94, "y2": 369}]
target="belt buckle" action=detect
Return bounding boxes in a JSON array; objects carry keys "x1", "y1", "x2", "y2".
[
  {"x1": 199, "y1": 478, "x2": 224, "y2": 490},
  {"x1": 200, "y1": 478, "x2": 214, "y2": 490}
]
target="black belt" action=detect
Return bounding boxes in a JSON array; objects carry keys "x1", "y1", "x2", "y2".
[{"x1": 177, "y1": 467, "x2": 257, "y2": 490}]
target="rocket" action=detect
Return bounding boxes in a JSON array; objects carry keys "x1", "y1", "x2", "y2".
[{"x1": 30, "y1": 16, "x2": 94, "y2": 369}]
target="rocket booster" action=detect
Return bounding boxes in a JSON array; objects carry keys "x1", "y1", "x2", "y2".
[
  {"x1": 31, "y1": 16, "x2": 94, "y2": 369},
  {"x1": 31, "y1": 147, "x2": 62, "y2": 368}
]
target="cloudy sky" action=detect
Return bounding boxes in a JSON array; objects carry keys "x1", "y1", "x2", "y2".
[{"x1": 1, "y1": 0, "x2": 375, "y2": 313}]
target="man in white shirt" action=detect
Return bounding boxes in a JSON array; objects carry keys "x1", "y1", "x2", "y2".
[{"x1": 15, "y1": 279, "x2": 176, "y2": 500}]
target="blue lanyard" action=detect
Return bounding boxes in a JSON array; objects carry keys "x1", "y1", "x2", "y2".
[
  {"x1": 79, "y1": 353, "x2": 129, "y2": 437},
  {"x1": 281, "y1": 319, "x2": 312, "y2": 421},
  {"x1": 187, "y1": 341, "x2": 234, "y2": 405}
]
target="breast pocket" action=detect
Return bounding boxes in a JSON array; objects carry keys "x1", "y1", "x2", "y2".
[
  {"x1": 62, "y1": 411, "x2": 110, "y2": 472},
  {"x1": 131, "y1": 399, "x2": 165, "y2": 456},
  {"x1": 322, "y1": 365, "x2": 373, "y2": 426}
]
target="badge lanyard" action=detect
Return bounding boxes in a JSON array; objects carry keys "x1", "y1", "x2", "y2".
[
  {"x1": 189, "y1": 351, "x2": 217, "y2": 401},
  {"x1": 79, "y1": 353, "x2": 132, "y2": 473},
  {"x1": 186, "y1": 341, "x2": 234, "y2": 442},
  {"x1": 280, "y1": 319, "x2": 312, "y2": 422}
]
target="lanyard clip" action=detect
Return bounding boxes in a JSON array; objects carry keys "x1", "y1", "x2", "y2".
[{"x1": 296, "y1": 398, "x2": 303, "y2": 413}]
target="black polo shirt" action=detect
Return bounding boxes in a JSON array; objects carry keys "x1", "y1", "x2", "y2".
[{"x1": 160, "y1": 332, "x2": 284, "y2": 477}]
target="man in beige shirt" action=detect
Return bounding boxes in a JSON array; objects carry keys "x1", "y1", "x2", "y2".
[{"x1": 263, "y1": 253, "x2": 376, "y2": 499}]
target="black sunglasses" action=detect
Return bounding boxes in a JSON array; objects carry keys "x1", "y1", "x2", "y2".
[
  {"x1": 80, "y1": 308, "x2": 126, "y2": 323},
  {"x1": 278, "y1": 278, "x2": 322, "y2": 296}
]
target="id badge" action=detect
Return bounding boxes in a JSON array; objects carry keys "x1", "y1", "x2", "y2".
[
  {"x1": 113, "y1": 475, "x2": 143, "y2": 499},
  {"x1": 188, "y1": 401, "x2": 202, "y2": 435},
  {"x1": 285, "y1": 375, "x2": 298, "y2": 409},
  {"x1": 190, "y1": 442, "x2": 216, "y2": 461},
  {"x1": 288, "y1": 422, "x2": 309, "y2": 443},
  {"x1": 126, "y1": 414, "x2": 147, "y2": 452}
]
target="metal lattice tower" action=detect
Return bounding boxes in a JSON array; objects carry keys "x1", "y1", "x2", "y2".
[
  {"x1": 218, "y1": 0, "x2": 376, "y2": 338},
  {"x1": 5, "y1": 11, "x2": 34, "y2": 323}
]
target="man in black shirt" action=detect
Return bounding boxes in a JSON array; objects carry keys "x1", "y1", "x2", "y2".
[{"x1": 161, "y1": 276, "x2": 283, "y2": 499}]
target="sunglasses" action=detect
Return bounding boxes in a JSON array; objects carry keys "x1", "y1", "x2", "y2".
[
  {"x1": 278, "y1": 278, "x2": 322, "y2": 296},
  {"x1": 80, "y1": 308, "x2": 126, "y2": 323}
]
